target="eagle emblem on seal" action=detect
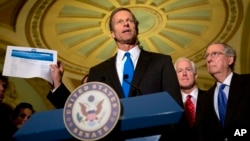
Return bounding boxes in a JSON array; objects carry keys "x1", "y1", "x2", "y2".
[{"x1": 78, "y1": 95, "x2": 104, "y2": 126}]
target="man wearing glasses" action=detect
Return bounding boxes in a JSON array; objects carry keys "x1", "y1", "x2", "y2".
[{"x1": 196, "y1": 43, "x2": 250, "y2": 141}]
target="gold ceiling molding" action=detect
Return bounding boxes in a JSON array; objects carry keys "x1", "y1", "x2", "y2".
[
  {"x1": 24, "y1": 0, "x2": 242, "y2": 89},
  {"x1": 216, "y1": 0, "x2": 243, "y2": 42},
  {"x1": 0, "y1": 0, "x2": 248, "y2": 110},
  {"x1": 0, "y1": 0, "x2": 27, "y2": 31},
  {"x1": 0, "y1": 39, "x2": 15, "y2": 63},
  {"x1": 160, "y1": 0, "x2": 209, "y2": 12},
  {"x1": 0, "y1": 48, "x2": 6, "y2": 64}
]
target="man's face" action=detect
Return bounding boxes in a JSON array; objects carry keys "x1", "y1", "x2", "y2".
[
  {"x1": 175, "y1": 59, "x2": 197, "y2": 90},
  {"x1": 205, "y1": 44, "x2": 233, "y2": 76},
  {"x1": 0, "y1": 80, "x2": 7, "y2": 102},
  {"x1": 110, "y1": 10, "x2": 138, "y2": 45},
  {"x1": 14, "y1": 108, "x2": 33, "y2": 128}
]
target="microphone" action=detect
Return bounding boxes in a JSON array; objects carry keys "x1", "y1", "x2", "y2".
[
  {"x1": 100, "y1": 76, "x2": 106, "y2": 82},
  {"x1": 123, "y1": 74, "x2": 142, "y2": 96}
]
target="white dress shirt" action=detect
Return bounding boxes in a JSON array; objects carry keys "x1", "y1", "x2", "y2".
[
  {"x1": 214, "y1": 72, "x2": 233, "y2": 118},
  {"x1": 116, "y1": 46, "x2": 141, "y2": 85},
  {"x1": 181, "y1": 87, "x2": 199, "y2": 112}
]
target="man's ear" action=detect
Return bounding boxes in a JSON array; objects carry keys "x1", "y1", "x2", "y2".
[
  {"x1": 111, "y1": 31, "x2": 115, "y2": 38},
  {"x1": 195, "y1": 73, "x2": 198, "y2": 80},
  {"x1": 228, "y1": 56, "x2": 234, "y2": 66}
]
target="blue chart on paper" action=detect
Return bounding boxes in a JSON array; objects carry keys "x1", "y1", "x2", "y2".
[{"x1": 11, "y1": 49, "x2": 54, "y2": 61}]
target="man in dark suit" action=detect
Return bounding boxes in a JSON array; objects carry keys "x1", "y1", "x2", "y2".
[
  {"x1": 160, "y1": 57, "x2": 206, "y2": 141},
  {"x1": 48, "y1": 7, "x2": 182, "y2": 140},
  {"x1": 196, "y1": 43, "x2": 250, "y2": 141},
  {"x1": 86, "y1": 7, "x2": 181, "y2": 101}
]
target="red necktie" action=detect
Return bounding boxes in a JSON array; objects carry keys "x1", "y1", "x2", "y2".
[{"x1": 185, "y1": 95, "x2": 195, "y2": 127}]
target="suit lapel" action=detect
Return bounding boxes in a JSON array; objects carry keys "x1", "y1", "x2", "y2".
[
  {"x1": 104, "y1": 51, "x2": 151, "y2": 98},
  {"x1": 105, "y1": 50, "x2": 153, "y2": 98},
  {"x1": 225, "y1": 73, "x2": 243, "y2": 126},
  {"x1": 132, "y1": 50, "x2": 151, "y2": 86},
  {"x1": 105, "y1": 55, "x2": 124, "y2": 98},
  {"x1": 207, "y1": 84, "x2": 221, "y2": 124}
]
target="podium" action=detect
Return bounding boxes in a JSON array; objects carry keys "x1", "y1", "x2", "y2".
[{"x1": 13, "y1": 92, "x2": 183, "y2": 141}]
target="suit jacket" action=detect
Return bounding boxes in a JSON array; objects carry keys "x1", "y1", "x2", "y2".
[
  {"x1": 88, "y1": 49, "x2": 182, "y2": 103},
  {"x1": 88, "y1": 49, "x2": 183, "y2": 140},
  {"x1": 47, "y1": 49, "x2": 183, "y2": 140},
  {"x1": 47, "y1": 83, "x2": 70, "y2": 109},
  {"x1": 196, "y1": 73, "x2": 250, "y2": 141},
  {"x1": 159, "y1": 89, "x2": 207, "y2": 141}
]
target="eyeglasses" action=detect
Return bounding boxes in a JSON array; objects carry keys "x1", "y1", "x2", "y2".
[{"x1": 203, "y1": 52, "x2": 224, "y2": 59}]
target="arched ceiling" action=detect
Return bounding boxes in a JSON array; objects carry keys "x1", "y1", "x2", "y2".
[{"x1": 0, "y1": 0, "x2": 249, "y2": 93}]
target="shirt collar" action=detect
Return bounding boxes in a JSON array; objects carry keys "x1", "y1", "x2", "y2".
[
  {"x1": 181, "y1": 86, "x2": 198, "y2": 102},
  {"x1": 217, "y1": 72, "x2": 233, "y2": 87},
  {"x1": 117, "y1": 45, "x2": 141, "y2": 61}
]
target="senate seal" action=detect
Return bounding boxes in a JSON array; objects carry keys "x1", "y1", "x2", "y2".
[{"x1": 63, "y1": 82, "x2": 121, "y2": 141}]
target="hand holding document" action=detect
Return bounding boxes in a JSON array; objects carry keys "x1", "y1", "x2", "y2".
[{"x1": 3, "y1": 46, "x2": 57, "y2": 84}]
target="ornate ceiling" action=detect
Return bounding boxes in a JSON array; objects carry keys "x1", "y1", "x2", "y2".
[{"x1": 0, "y1": 0, "x2": 250, "y2": 110}]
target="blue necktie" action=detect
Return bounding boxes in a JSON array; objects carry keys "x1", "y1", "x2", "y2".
[
  {"x1": 122, "y1": 52, "x2": 134, "y2": 98},
  {"x1": 218, "y1": 84, "x2": 227, "y2": 126}
]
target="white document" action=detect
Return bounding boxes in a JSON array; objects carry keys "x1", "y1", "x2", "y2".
[{"x1": 3, "y1": 46, "x2": 57, "y2": 84}]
